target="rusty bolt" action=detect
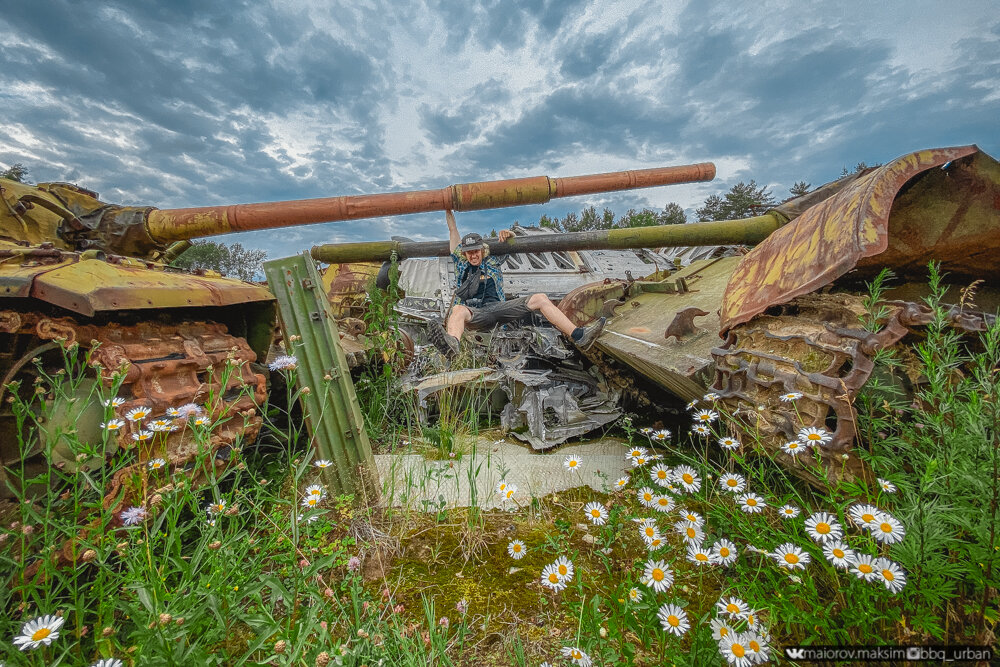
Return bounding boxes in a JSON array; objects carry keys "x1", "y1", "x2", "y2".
[
  {"x1": 81, "y1": 549, "x2": 97, "y2": 562},
  {"x1": 208, "y1": 541, "x2": 222, "y2": 550},
  {"x1": 274, "y1": 639, "x2": 287, "y2": 654},
  {"x1": 315, "y1": 651, "x2": 331, "y2": 667}
]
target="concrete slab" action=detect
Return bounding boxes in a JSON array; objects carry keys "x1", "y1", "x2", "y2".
[{"x1": 374, "y1": 437, "x2": 632, "y2": 510}]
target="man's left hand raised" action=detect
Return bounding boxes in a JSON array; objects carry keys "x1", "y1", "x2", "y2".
[{"x1": 497, "y1": 229, "x2": 514, "y2": 242}]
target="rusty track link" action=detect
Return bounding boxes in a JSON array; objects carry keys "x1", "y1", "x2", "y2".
[
  {"x1": 0, "y1": 309, "x2": 266, "y2": 566},
  {"x1": 710, "y1": 294, "x2": 994, "y2": 487}
]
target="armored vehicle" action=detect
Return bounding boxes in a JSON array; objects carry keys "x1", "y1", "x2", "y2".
[
  {"x1": 0, "y1": 161, "x2": 714, "y2": 512},
  {"x1": 314, "y1": 145, "x2": 1000, "y2": 484}
]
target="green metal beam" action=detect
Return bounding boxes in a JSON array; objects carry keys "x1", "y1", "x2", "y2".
[{"x1": 263, "y1": 252, "x2": 375, "y2": 497}]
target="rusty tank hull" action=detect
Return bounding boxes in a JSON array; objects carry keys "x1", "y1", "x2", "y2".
[{"x1": 0, "y1": 161, "x2": 714, "y2": 523}]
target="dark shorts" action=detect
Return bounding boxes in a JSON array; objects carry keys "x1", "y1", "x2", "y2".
[{"x1": 464, "y1": 296, "x2": 532, "y2": 330}]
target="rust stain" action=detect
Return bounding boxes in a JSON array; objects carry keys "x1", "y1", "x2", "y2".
[
  {"x1": 628, "y1": 326, "x2": 652, "y2": 334},
  {"x1": 720, "y1": 146, "x2": 980, "y2": 331}
]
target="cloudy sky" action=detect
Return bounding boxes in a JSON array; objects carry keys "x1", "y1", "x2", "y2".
[{"x1": 1, "y1": 1, "x2": 997, "y2": 260}]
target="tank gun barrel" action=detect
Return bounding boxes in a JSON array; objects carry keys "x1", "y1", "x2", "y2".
[
  {"x1": 145, "y1": 162, "x2": 715, "y2": 244},
  {"x1": 311, "y1": 213, "x2": 785, "y2": 264}
]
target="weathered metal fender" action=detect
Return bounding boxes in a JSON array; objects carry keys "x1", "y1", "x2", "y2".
[
  {"x1": 721, "y1": 145, "x2": 997, "y2": 331},
  {"x1": 0, "y1": 245, "x2": 272, "y2": 317}
]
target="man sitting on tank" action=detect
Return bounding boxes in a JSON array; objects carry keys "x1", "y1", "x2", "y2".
[{"x1": 428, "y1": 210, "x2": 605, "y2": 360}]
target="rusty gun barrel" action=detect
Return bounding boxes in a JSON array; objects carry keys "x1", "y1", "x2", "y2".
[{"x1": 145, "y1": 162, "x2": 715, "y2": 244}]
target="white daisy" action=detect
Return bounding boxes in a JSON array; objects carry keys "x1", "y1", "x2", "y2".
[
  {"x1": 13, "y1": 614, "x2": 65, "y2": 650},
  {"x1": 780, "y1": 440, "x2": 806, "y2": 456},
  {"x1": 191, "y1": 416, "x2": 210, "y2": 427},
  {"x1": 653, "y1": 495, "x2": 676, "y2": 513},
  {"x1": 710, "y1": 617, "x2": 735, "y2": 642},
  {"x1": 304, "y1": 484, "x2": 326, "y2": 499},
  {"x1": 165, "y1": 407, "x2": 181, "y2": 418},
  {"x1": 560, "y1": 646, "x2": 591, "y2": 667},
  {"x1": 638, "y1": 428, "x2": 654, "y2": 437},
  {"x1": 704, "y1": 391, "x2": 720, "y2": 402},
  {"x1": 778, "y1": 392, "x2": 803, "y2": 402},
  {"x1": 674, "y1": 521, "x2": 704, "y2": 544},
  {"x1": 563, "y1": 455, "x2": 583, "y2": 471},
  {"x1": 823, "y1": 540, "x2": 855, "y2": 569},
  {"x1": 627, "y1": 587, "x2": 643, "y2": 602},
  {"x1": 501, "y1": 486, "x2": 518, "y2": 503},
  {"x1": 268, "y1": 355, "x2": 298, "y2": 371},
  {"x1": 101, "y1": 397, "x2": 126, "y2": 408},
  {"x1": 102, "y1": 418, "x2": 125, "y2": 431},
  {"x1": 772, "y1": 542, "x2": 811, "y2": 570},
  {"x1": 147, "y1": 458, "x2": 167, "y2": 471},
  {"x1": 206, "y1": 500, "x2": 227, "y2": 515},
  {"x1": 296, "y1": 513, "x2": 320, "y2": 524},
  {"x1": 686, "y1": 543, "x2": 716, "y2": 566},
  {"x1": 649, "y1": 463, "x2": 672, "y2": 487},
  {"x1": 90, "y1": 659, "x2": 125, "y2": 667},
  {"x1": 712, "y1": 539, "x2": 738, "y2": 566},
  {"x1": 495, "y1": 480, "x2": 510, "y2": 494},
  {"x1": 541, "y1": 564, "x2": 567, "y2": 592},
  {"x1": 652, "y1": 429, "x2": 671, "y2": 442},
  {"x1": 674, "y1": 465, "x2": 701, "y2": 492},
  {"x1": 804, "y1": 511, "x2": 843, "y2": 543},
  {"x1": 646, "y1": 535, "x2": 666, "y2": 551},
  {"x1": 850, "y1": 553, "x2": 880, "y2": 582},
  {"x1": 778, "y1": 504, "x2": 800, "y2": 519},
  {"x1": 314, "y1": 459, "x2": 333, "y2": 469},
  {"x1": 875, "y1": 557, "x2": 907, "y2": 594},
  {"x1": 797, "y1": 426, "x2": 832, "y2": 446},
  {"x1": 630, "y1": 454, "x2": 649, "y2": 468},
  {"x1": 691, "y1": 424, "x2": 711, "y2": 437},
  {"x1": 638, "y1": 519, "x2": 661, "y2": 544},
  {"x1": 693, "y1": 409, "x2": 719, "y2": 424},
  {"x1": 507, "y1": 540, "x2": 526, "y2": 560},
  {"x1": 847, "y1": 503, "x2": 881, "y2": 528},
  {"x1": 870, "y1": 513, "x2": 906, "y2": 544},
  {"x1": 716, "y1": 596, "x2": 749, "y2": 619},
  {"x1": 642, "y1": 559, "x2": 674, "y2": 593},
  {"x1": 148, "y1": 419, "x2": 173, "y2": 432},
  {"x1": 613, "y1": 476, "x2": 630, "y2": 490},
  {"x1": 301, "y1": 496, "x2": 322, "y2": 508},
  {"x1": 124, "y1": 406, "x2": 151, "y2": 422},
  {"x1": 719, "y1": 473, "x2": 745, "y2": 493},
  {"x1": 721, "y1": 634, "x2": 754, "y2": 667},
  {"x1": 657, "y1": 603, "x2": 690, "y2": 636},
  {"x1": 737, "y1": 493, "x2": 766, "y2": 513},
  {"x1": 637, "y1": 487, "x2": 656, "y2": 508},
  {"x1": 554, "y1": 556, "x2": 575, "y2": 582},
  {"x1": 131, "y1": 430, "x2": 153, "y2": 442},
  {"x1": 120, "y1": 505, "x2": 147, "y2": 526},
  {"x1": 678, "y1": 509, "x2": 704, "y2": 526},
  {"x1": 626, "y1": 446, "x2": 648, "y2": 460},
  {"x1": 583, "y1": 502, "x2": 608, "y2": 526},
  {"x1": 877, "y1": 478, "x2": 897, "y2": 493},
  {"x1": 717, "y1": 435, "x2": 740, "y2": 450},
  {"x1": 685, "y1": 399, "x2": 699, "y2": 410},
  {"x1": 744, "y1": 632, "x2": 771, "y2": 664}
]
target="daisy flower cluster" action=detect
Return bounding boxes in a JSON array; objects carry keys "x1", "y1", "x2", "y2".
[
  {"x1": 541, "y1": 556, "x2": 575, "y2": 593},
  {"x1": 101, "y1": 400, "x2": 209, "y2": 444},
  {"x1": 710, "y1": 596, "x2": 772, "y2": 665}
]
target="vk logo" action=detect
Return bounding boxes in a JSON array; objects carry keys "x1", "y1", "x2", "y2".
[{"x1": 785, "y1": 648, "x2": 807, "y2": 659}]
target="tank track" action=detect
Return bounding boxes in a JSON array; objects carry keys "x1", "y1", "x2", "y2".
[
  {"x1": 0, "y1": 309, "x2": 266, "y2": 556},
  {"x1": 711, "y1": 293, "x2": 994, "y2": 487}
]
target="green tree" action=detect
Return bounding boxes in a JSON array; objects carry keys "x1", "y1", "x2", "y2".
[
  {"x1": 1, "y1": 163, "x2": 28, "y2": 182},
  {"x1": 841, "y1": 161, "x2": 882, "y2": 176},
  {"x1": 659, "y1": 202, "x2": 687, "y2": 225},
  {"x1": 789, "y1": 181, "x2": 811, "y2": 198},
  {"x1": 696, "y1": 180, "x2": 776, "y2": 221},
  {"x1": 172, "y1": 241, "x2": 268, "y2": 282}
]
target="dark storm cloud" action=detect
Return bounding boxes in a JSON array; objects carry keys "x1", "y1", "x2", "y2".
[
  {"x1": 559, "y1": 29, "x2": 623, "y2": 79},
  {"x1": 457, "y1": 86, "x2": 688, "y2": 171},
  {"x1": 0, "y1": 0, "x2": 388, "y2": 208}
]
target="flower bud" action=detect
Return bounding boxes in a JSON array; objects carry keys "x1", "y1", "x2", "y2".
[{"x1": 274, "y1": 639, "x2": 287, "y2": 654}]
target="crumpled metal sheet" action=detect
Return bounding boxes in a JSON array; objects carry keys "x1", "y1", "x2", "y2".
[
  {"x1": 500, "y1": 366, "x2": 621, "y2": 450},
  {"x1": 400, "y1": 327, "x2": 621, "y2": 449}
]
